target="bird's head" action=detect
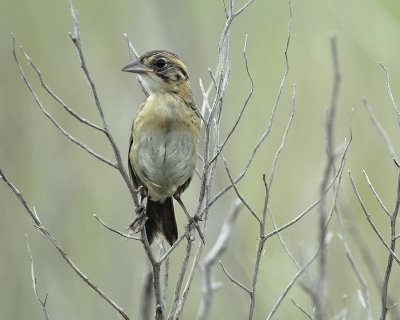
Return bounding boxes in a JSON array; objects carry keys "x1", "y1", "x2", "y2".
[{"x1": 122, "y1": 50, "x2": 193, "y2": 103}]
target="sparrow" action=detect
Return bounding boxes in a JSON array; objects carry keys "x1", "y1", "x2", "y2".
[{"x1": 122, "y1": 50, "x2": 200, "y2": 246}]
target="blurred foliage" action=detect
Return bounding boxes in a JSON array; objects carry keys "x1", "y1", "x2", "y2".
[{"x1": 1, "y1": 0, "x2": 400, "y2": 319}]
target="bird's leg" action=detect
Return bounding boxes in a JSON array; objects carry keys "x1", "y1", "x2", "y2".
[
  {"x1": 128, "y1": 189, "x2": 148, "y2": 233},
  {"x1": 174, "y1": 196, "x2": 205, "y2": 244}
]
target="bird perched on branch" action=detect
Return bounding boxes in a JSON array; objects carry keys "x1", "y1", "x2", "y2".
[{"x1": 122, "y1": 50, "x2": 201, "y2": 246}]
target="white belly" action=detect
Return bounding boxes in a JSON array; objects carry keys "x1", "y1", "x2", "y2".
[{"x1": 131, "y1": 127, "x2": 197, "y2": 201}]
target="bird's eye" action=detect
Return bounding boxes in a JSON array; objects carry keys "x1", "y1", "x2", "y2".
[{"x1": 154, "y1": 58, "x2": 167, "y2": 69}]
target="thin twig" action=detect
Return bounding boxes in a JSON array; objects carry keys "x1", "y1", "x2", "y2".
[
  {"x1": 223, "y1": 159, "x2": 260, "y2": 223},
  {"x1": 269, "y1": 83, "x2": 296, "y2": 188},
  {"x1": 363, "y1": 98, "x2": 398, "y2": 163},
  {"x1": 291, "y1": 298, "x2": 312, "y2": 320},
  {"x1": 25, "y1": 235, "x2": 51, "y2": 320},
  {"x1": 378, "y1": 62, "x2": 400, "y2": 129},
  {"x1": 93, "y1": 214, "x2": 140, "y2": 240},
  {"x1": 363, "y1": 170, "x2": 391, "y2": 218},
  {"x1": 219, "y1": 261, "x2": 251, "y2": 294}
]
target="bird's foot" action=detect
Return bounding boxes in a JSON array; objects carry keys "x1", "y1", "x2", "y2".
[
  {"x1": 127, "y1": 204, "x2": 147, "y2": 233},
  {"x1": 185, "y1": 215, "x2": 205, "y2": 245}
]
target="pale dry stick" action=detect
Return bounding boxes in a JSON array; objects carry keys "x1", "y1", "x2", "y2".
[
  {"x1": 12, "y1": 35, "x2": 117, "y2": 169},
  {"x1": 197, "y1": 199, "x2": 242, "y2": 320},
  {"x1": 25, "y1": 235, "x2": 51, "y2": 320},
  {"x1": 204, "y1": 1, "x2": 292, "y2": 213},
  {"x1": 315, "y1": 34, "x2": 341, "y2": 320},
  {"x1": 363, "y1": 98, "x2": 398, "y2": 162},
  {"x1": 378, "y1": 62, "x2": 400, "y2": 128},
  {"x1": 291, "y1": 299, "x2": 312, "y2": 320},
  {"x1": 0, "y1": 169, "x2": 130, "y2": 320},
  {"x1": 348, "y1": 171, "x2": 400, "y2": 265},
  {"x1": 381, "y1": 173, "x2": 400, "y2": 320},
  {"x1": 363, "y1": 170, "x2": 391, "y2": 218}
]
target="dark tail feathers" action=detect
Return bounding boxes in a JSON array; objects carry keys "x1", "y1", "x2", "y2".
[{"x1": 145, "y1": 197, "x2": 178, "y2": 246}]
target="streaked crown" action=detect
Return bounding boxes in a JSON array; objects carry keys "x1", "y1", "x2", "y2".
[{"x1": 122, "y1": 50, "x2": 192, "y2": 99}]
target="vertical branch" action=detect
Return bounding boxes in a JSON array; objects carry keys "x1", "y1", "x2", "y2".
[
  {"x1": 315, "y1": 34, "x2": 341, "y2": 320},
  {"x1": 197, "y1": 199, "x2": 242, "y2": 320},
  {"x1": 380, "y1": 172, "x2": 400, "y2": 320},
  {"x1": 248, "y1": 175, "x2": 269, "y2": 319}
]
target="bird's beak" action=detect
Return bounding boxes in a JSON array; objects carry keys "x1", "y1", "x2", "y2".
[{"x1": 121, "y1": 60, "x2": 149, "y2": 74}]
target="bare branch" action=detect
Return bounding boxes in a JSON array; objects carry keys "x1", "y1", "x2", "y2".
[
  {"x1": 291, "y1": 298, "x2": 312, "y2": 320},
  {"x1": 363, "y1": 98, "x2": 398, "y2": 162},
  {"x1": 123, "y1": 33, "x2": 140, "y2": 59},
  {"x1": 0, "y1": 169, "x2": 130, "y2": 319},
  {"x1": 197, "y1": 199, "x2": 242, "y2": 320},
  {"x1": 93, "y1": 214, "x2": 140, "y2": 240},
  {"x1": 223, "y1": 159, "x2": 261, "y2": 223},
  {"x1": 267, "y1": 246, "x2": 320, "y2": 320},
  {"x1": 363, "y1": 171, "x2": 391, "y2": 218},
  {"x1": 378, "y1": 62, "x2": 400, "y2": 128},
  {"x1": 209, "y1": 34, "x2": 254, "y2": 165},
  {"x1": 20, "y1": 47, "x2": 105, "y2": 133},
  {"x1": 348, "y1": 170, "x2": 400, "y2": 265},
  {"x1": 219, "y1": 261, "x2": 251, "y2": 294},
  {"x1": 380, "y1": 172, "x2": 400, "y2": 320},
  {"x1": 264, "y1": 137, "x2": 349, "y2": 241},
  {"x1": 25, "y1": 235, "x2": 51, "y2": 320},
  {"x1": 315, "y1": 34, "x2": 341, "y2": 320},
  {"x1": 269, "y1": 84, "x2": 296, "y2": 187},
  {"x1": 167, "y1": 239, "x2": 195, "y2": 320},
  {"x1": 205, "y1": 0, "x2": 292, "y2": 211},
  {"x1": 12, "y1": 34, "x2": 117, "y2": 169},
  {"x1": 140, "y1": 269, "x2": 154, "y2": 320}
]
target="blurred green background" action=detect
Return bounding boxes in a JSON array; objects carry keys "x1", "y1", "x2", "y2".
[{"x1": 1, "y1": 0, "x2": 400, "y2": 319}]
